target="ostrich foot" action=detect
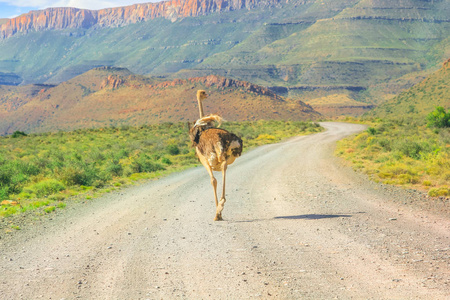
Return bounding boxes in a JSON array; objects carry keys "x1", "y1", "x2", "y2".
[{"x1": 214, "y1": 198, "x2": 226, "y2": 221}]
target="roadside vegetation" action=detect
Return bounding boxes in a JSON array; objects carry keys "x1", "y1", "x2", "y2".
[
  {"x1": 0, "y1": 121, "x2": 322, "y2": 218},
  {"x1": 336, "y1": 111, "x2": 450, "y2": 197}
]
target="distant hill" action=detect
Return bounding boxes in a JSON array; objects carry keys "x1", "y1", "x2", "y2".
[
  {"x1": 0, "y1": 67, "x2": 320, "y2": 135},
  {"x1": 366, "y1": 59, "x2": 450, "y2": 120},
  {"x1": 0, "y1": 72, "x2": 22, "y2": 85},
  {"x1": 0, "y1": 0, "x2": 448, "y2": 111}
]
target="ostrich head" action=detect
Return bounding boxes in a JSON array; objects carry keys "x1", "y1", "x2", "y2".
[
  {"x1": 197, "y1": 90, "x2": 208, "y2": 101},
  {"x1": 197, "y1": 90, "x2": 208, "y2": 118}
]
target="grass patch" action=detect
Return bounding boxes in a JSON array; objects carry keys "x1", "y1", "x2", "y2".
[
  {"x1": 428, "y1": 187, "x2": 449, "y2": 197},
  {"x1": 44, "y1": 206, "x2": 56, "y2": 213},
  {"x1": 1, "y1": 205, "x2": 20, "y2": 217},
  {"x1": 23, "y1": 179, "x2": 66, "y2": 198},
  {"x1": 56, "y1": 202, "x2": 66, "y2": 209}
]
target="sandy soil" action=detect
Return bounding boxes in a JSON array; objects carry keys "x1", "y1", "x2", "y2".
[{"x1": 0, "y1": 122, "x2": 449, "y2": 299}]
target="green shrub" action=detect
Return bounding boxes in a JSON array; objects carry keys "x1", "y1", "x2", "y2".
[
  {"x1": 11, "y1": 131, "x2": 27, "y2": 138},
  {"x1": 428, "y1": 187, "x2": 449, "y2": 197},
  {"x1": 58, "y1": 165, "x2": 99, "y2": 186},
  {"x1": 44, "y1": 206, "x2": 56, "y2": 213},
  {"x1": 0, "y1": 161, "x2": 40, "y2": 193},
  {"x1": 422, "y1": 180, "x2": 432, "y2": 186},
  {"x1": 57, "y1": 202, "x2": 66, "y2": 209},
  {"x1": 0, "y1": 205, "x2": 19, "y2": 217},
  {"x1": 161, "y1": 157, "x2": 172, "y2": 165},
  {"x1": 24, "y1": 179, "x2": 66, "y2": 197},
  {"x1": 167, "y1": 144, "x2": 180, "y2": 155},
  {"x1": 377, "y1": 138, "x2": 392, "y2": 151},
  {"x1": 131, "y1": 154, "x2": 165, "y2": 173},
  {"x1": 0, "y1": 187, "x2": 10, "y2": 200},
  {"x1": 367, "y1": 127, "x2": 377, "y2": 135},
  {"x1": 393, "y1": 139, "x2": 424, "y2": 159},
  {"x1": 427, "y1": 106, "x2": 450, "y2": 128},
  {"x1": 105, "y1": 160, "x2": 123, "y2": 177}
]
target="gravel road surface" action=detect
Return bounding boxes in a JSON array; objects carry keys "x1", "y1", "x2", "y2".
[{"x1": 1, "y1": 122, "x2": 449, "y2": 299}]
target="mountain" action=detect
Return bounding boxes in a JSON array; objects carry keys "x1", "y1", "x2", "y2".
[
  {"x1": 0, "y1": 67, "x2": 320, "y2": 135},
  {"x1": 366, "y1": 58, "x2": 450, "y2": 120},
  {"x1": 0, "y1": 0, "x2": 449, "y2": 111},
  {"x1": 0, "y1": 0, "x2": 284, "y2": 39}
]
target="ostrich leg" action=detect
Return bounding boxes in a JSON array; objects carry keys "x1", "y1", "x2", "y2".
[
  {"x1": 215, "y1": 161, "x2": 228, "y2": 221},
  {"x1": 197, "y1": 153, "x2": 220, "y2": 220},
  {"x1": 205, "y1": 164, "x2": 219, "y2": 208}
]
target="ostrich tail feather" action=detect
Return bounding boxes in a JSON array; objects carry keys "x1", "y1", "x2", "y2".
[{"x1": 194, "y1": 114, "x2": 225, "y2": 128}]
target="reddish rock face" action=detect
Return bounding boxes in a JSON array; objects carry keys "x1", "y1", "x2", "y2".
[
  {"x1": 0, "y1": 0, "x2": 283, "y2": 39},
  {"x1": 100, "y1": 75, "x2": 124, "y2": 89}
]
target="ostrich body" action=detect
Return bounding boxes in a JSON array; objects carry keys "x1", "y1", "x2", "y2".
[{"x1": 189, "y1": 90, "x2": 243, "y2": 221}]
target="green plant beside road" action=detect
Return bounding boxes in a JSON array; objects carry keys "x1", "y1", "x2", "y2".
[{"x1": 336, "y1": 118, "x2": 450, "y2": 196}]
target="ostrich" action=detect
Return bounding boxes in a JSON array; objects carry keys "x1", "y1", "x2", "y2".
[{"x1": 189, "y1": 90, "x2": 243, "y2": 221}]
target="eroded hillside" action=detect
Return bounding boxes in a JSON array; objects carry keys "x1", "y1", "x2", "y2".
[
  {"x1": 0, "y1": 67, "x2": 320, "y2": 135},
  {"x1": 367, "y1": 58, "x2": 450, "y2": 120}
]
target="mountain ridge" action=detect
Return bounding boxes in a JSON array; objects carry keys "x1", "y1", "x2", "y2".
[{"x1": 0, "y1": 0, "x2": 287, "y2": 39}]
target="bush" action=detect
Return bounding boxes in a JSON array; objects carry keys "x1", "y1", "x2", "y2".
[
  {"x1": 58, "y1": 165, "x2": 98, "y2": 186},
  {"x1": 161, "y1": 157, "x2": 172, "y2": 165},
  {"x1": 11, "y1": 131, "x2": 27, "y2": 138},
  {"x1": 44, "y1": 206, "x2": 56, "y2": 213},
  {"x1": 427, "y1": 107, "x2": 450, "y2": 128},
  {"x1": 367, "y1": 127, "x2": 377, "y2": 135},
  {"x1": 0, "y1": 187, "x2": 9, "y2": 200},
  {"x1": 428, "y1": 187, "x2": 449, "y2": 197},
  {"x1": 166, "y1": 144, "x2": 180, "y2": 155},
  {"x1": 131, "y1": 154, "x2": 165, "y2": 173},
  {"x1": 0, "y1": 161, "x2": 41, "y2": 195},
  {"x1": 422, "y1": 180, "x2": 432, "y2": 186},
  {"x1": 377, "y1": 138, "x2": 392, "y2": 151},
  {"x1": 394, "y1": 139, "x2": 423, "y2": 159},
  {"x1": 105, "y1": 160, "x2": 123, "y2": 177},
  {"x1": 24, "y1": 179, "x2": 66, "y2": 197}
]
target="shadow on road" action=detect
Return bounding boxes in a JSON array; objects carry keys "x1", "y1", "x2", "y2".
[
  {"x1": 231, "y1": 212, "x2": 365, "y2": 223},
  {"x1": 274, "y1": 213, "x2": 361, "y2": 220}
]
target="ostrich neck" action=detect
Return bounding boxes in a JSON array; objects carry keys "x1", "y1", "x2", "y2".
[{"x1": 198, "y1": 98, "x2": 204, "y2": 118}]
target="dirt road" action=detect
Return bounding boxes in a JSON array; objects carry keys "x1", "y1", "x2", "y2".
[{"x1": 1, "y1": 122, "x2": 449, "y2": 299}]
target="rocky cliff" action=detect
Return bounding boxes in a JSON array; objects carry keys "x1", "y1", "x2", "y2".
[{"x1": 0, "y1": 0, "x2": 286, "y2": 39}]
